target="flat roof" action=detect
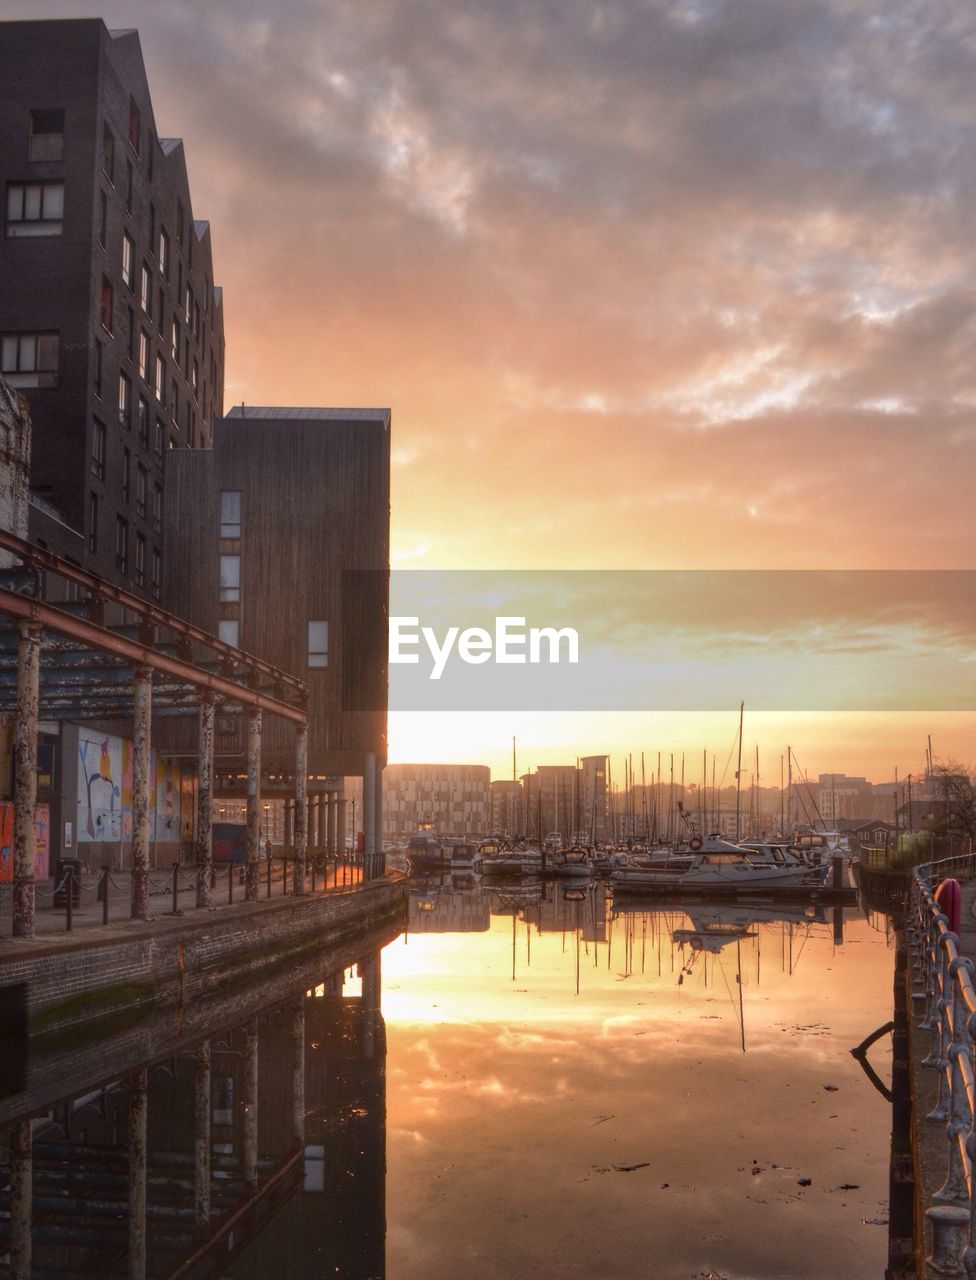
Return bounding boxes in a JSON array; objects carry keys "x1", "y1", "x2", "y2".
[{"x1": 224, "y1": 406, "x2": 390, "y2": 425}]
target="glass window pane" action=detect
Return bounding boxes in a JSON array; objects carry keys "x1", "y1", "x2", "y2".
[
  {"x1": 20, "y1": 337, "x2": 36, "y2": 372},
  {"x1": 37, "y1": 335, "x2": 58, "y2": 369},
  {"x1": 24, "y1": 185, "x2": 41, "y2": 219},
  {"x1": 45, "y1": 183, "x2": 64, "y2": 219},
  {"x1": 7, "y1": 186, "x2": 21, "y2": 220},
  {"x1": 2, "y1": 337, "x2": 17, "y2": 369},
  {"x1": 218, "y1": 619, "x2": 239, "y2": 647}
]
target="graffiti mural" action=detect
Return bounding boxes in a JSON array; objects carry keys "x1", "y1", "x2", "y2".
[
  {"x1": 77, "y1": 731, "x2": 123, "y2": 842},
  {"x1": 0, "y1": 803, "x2": 51, "y2": 881}
]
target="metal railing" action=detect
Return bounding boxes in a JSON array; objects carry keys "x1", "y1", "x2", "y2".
[
  {"x1": 910, "y1": 855, "x2": 976, "y2": 1275},
  {"x1": 0, "y1": 850, "x2": 372, "y2": 937}
]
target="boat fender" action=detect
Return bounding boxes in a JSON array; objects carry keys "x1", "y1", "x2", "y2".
[
  {"x1": 935, "y1": 878, "x2": 962, "y2": 934},
  {"x1": 689, "y1": 837, "x2": 703, "y2": 852}
]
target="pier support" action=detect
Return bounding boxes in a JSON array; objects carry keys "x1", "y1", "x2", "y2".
[
  {"x1": 194, "y1": 1040, "x2": 212, "y2": 1227},
  {"x1": 9, "y1": 1118, "x2": 32, "y2": 1280},
  {"x1": 245, "y1": 708, "x2": 262, "y2": 902},
  {"x1": 131, "y1": 667, "x2": 152, "y2": 920},
  {"x1": 292, "y1": 997, "x2": 305, "y2": 1149},
  {"x1": 294, "y1": 724, "x2": 307, "y2": 895},
  {"x1": 13, "y1": 621, "x2": 40, "y2": 940},
  {"x1": 243, "y1": 1019, "x2": 259, "y2": 1189},
  {"x1": 128, "y1": 1067, "x2": 148, "y2": 1280},
  {"x1": 196, "y1": 693, "x2": 215, "y2": 908}
]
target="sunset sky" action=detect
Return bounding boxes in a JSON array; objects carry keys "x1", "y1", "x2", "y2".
[{"x1": 18, "y1": 1, "x2": 976, "y2": 780}]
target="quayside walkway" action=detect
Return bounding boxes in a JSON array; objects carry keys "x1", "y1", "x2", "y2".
[{"x1": 909, "y1": 855, "x2": 976, "y2": 1278}]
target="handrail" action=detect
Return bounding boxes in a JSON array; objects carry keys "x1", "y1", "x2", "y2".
[{"x1": 910, "y1": 857, "x2": 976, "y2": 1275}]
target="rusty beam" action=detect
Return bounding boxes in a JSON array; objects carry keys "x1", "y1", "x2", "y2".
[
  {"x1": 0, "y1": 586, "x2": 306, "y2": 725},
  {"x1": 0, "y1": 528, "x2": 304, "y2": 695}
]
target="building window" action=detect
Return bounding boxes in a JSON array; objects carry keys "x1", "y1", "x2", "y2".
[
  {"x1": 154, "y1": 417, "x2": 164, "y2": 460},
  {"x1": 138, "y1": 396, "x2": 149, "y2": 446},
  {"x1": 220, "y1": 490, "x2": 241, "y2": 537},
  {"x1": 98, "y1": 190, "x2": 107, "y2": 247},
  {"x1": 1, "y1": 332, "x2": 59, "y2": 388},
  {"x1": 88, "y1": 492, "x2": 99, "y2": 553},
  {"x1": 100, "y1": 277, "x2": 113, "y2": 332},
  {"x1": 192, "y1": 359, "x2": 199, "y2": 394},
  {"x1": 125, "y1": 159, "x2": 133, "y2": 213},
  {"x1": 28, "y1": 108, "x2": 64, "y2": 162},
  {"x1": 219, "y1": 555, "x2": 240, "y2": 602},
  {"x1": 218, "y1": 619, "x2": 239, "y2": 647},
  {"x1": 154, "y1": 354, "x2": 164, "y2": 403},
  {"x1": 122, "y1": 447, "x2": 131, "y2": 503},
  {"x1": 91, "y1": 417, "x2": 106, "y2": 479},
  {"x1": 140, "y1": 264, "x2": 151, "y2": 313},
  {"x1": 6, "y1": 181, "x2": 64, "y2": 237},
  {"x1": 134, "y1": 533, "x2": 146, "y2": 586},
  {"x1": 93, "y1": 340, "x2": 103, "y2": 398},
  {"x1": 156, "y1": 285, "x2": 164, "y2": 334},
  {"x1": 136, "y1": 464, "x2": 147, "y2": 518},
  {"x1": 138, "y1": 330, "x2": 149, "y2": 381},
  {"x1": 308, "y1": 620, "x2": 329, "y2": 668},
  {"x1": 102, "y1": 124, "x2": 115, "y2": 183},
  {"x1": 128, "y1": 98, "x2": 141, "y2": 154},
  {"x1": 115, "y1": 516, "x2": 128, "y2": 574},
  {"x1": 122, "y1": 231, "x2": 135, "y2": 287},
  {"x1": 152, "y1": 481, "x2": 162, "y2": 531},
  {"x1": 171, "y1": 316, "x2": 179, "y2": 364},
  {"x1": 171, "y1": 379, "x2": 179, "y2": 425},
  {"x1": 118, "y1": 371, "x2": 132, "y2": 430},
  {"x1": 151, "y1": 547, "x2": 161, "y2": 599},
  {"x1": 159, "y1": 226, "x2": 169, "y2": 277},
  {"x1": 184, "y1": 285, "x2": 192, "y2": 326}
]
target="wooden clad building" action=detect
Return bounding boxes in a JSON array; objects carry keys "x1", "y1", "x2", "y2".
[{"x1": 163, "y1": 407, "x2": 390, "y2": 782}]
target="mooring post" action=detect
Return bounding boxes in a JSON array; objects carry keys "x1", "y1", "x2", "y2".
[
  {"x1": 243, "y1": 1018, "x2": 259, "y2": 1189},
  {"x1": 245, "y1": 707, "x2": 262, "y2": 902},
  {"x1": 128, "y1": 1066, "x2": 148, "y2": 1280},
  {"x1": 131, "y1": 666, "x2": 153, "y2": 920},
  {"x1": 9, "y1": 1118, "x2": 32, "y2": 1280},
  {"x1": 196, "y1": 692, "x2": 215, "y2": 908},
  {"x1": 194, "y1": 1040, "x2": 212, "y2": 1227},
  {"x1": 292, "y1": 997, "x2": 305, "y2": 1149},
  {"x1": 294, "y1": 723, "x2": 307, "y2": 896},
  {"x1": 13, "y1": 620, "x2": 40, "y2": 939}
]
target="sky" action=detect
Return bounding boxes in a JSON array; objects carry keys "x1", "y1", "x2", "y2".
[{"x1": 13, "y1": 1, "x2": 976, "y2": 779}]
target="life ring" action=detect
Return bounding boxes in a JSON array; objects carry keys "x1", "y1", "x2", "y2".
[
  {"x1": 689, "y1": 836, "x2": 703, "y2": 852},
  {"x1": 935, "y1": 878, "x2": 962, "y2": 934}
]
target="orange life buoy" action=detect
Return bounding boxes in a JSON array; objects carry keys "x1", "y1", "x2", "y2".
[{"x1": 689, "y1": 836, "x2": 703, "y2": 852}]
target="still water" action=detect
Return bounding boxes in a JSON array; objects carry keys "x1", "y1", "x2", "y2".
[{"x1": 0, "y1": 879, "x2": 893, "y2": 1279}]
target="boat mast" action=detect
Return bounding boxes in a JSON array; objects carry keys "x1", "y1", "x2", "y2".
[{"x1": 735, "y1": 701, "x2": 744, "y2": 842}]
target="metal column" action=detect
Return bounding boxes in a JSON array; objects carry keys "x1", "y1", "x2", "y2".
[
  {"x1": 194, "y1": 1040, "x2": 211, "y2": 1226},
  {"x1": 128, "y1": 1066, "x2": 148, "y2": 1280},
  {"x1": 9, "y1": 1118, "x2": 32, "y2": 1280},
  {"x1": 294, "y1": 724, "x2": 307, "y2": 894},
  {"x1": 327, "y1": 792, "x2": 337, "y2": 858},
  {"x1": 196, "y1": 693, "x2": 215, "y2": 908},
  {"x1": 131, "y1": 667, "x2": 153, "y2": 920},
  {"x1": 284, "y1": 799, "x2": 294, "y2": 852},
  {"x1": 245, "y1": 707, "x2": 262, "y2": 902},
  {"x1": 243, "y1": 1018, "x2": 259, "y2": 1189},
  {"x1": 13, "y1": 621, "x2": 40, "y2": 940},
  {"x1": 337, "y1": 797, "x2": 347, "y2": 861},
  {"x1": 364, "y1": 751, "x2": 376, "y2": 879},
  {"x1": 291, "y1": 997, "x2": 305, "y2": 1148}
]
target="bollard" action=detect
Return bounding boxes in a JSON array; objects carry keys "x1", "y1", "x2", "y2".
[
  {"x1": 65, "y1": 866, "x2": 73, "y2": 932},
  {"x1": 927, "y1": 1204, "x2": 970, "y2": 1276},
  {"x1": 831, "y1": 853, "x2": 844, "y2": 891},
  {"x1": 172, "y1": 861, "x2": 179, "y2": 915}
]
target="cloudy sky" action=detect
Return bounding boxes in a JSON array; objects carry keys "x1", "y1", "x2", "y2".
[{"x1": 16, "y1": 1, "x2": 976, "y2": 777}]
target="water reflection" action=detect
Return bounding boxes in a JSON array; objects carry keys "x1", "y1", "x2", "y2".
[{"x1": 0, "y1": 951, "x2": 387, "y2": 1280}]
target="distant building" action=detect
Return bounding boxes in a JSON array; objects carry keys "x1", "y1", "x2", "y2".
[
  {"x1": 817, "y1": 774, "x2": 874, "y2": 823},
  {"x1": 383, "y1": 764, "x2": 490, "y2": 838},
  {"x1": 0, "y1": 19, "x2": 225, "y2": 587},
  {"x1": 489, "y1": 778, "x2": 524, "y2": 835},
  {"x1": 579, "y1": 755, "x2": 608, "y2": 842}
]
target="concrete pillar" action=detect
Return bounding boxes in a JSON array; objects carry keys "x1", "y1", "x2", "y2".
[
  {"x1": 196, "y1": 693, "x2": 215, "y2": 909},
  {"x1": 245, "y1": 707, "x2": 262, "y2": 902},
  {"x1": 194, "y1": 1040, "x2": 211, "y2": 1227},
  {"x1": 128, "y1": 1066, "x2": 148, "y2": 1280},
  {"x1": 131, "y1": 667, "x2": 153, "y2": 920},
  {"x1": 364, "y1": 751, "x2": 376, "y2": 879},
  {"x1": 284, "y1": 798, "x2": 294, "y2": 851},
  {"x1": 294, "y1": 724, "x2": 307, "y2": 895},
  {"x1": 8, "y1": 1118, "x2": 32, "y2": 1280},
  {"x1": 243, "y1": 1018, "x2": 259, "y2": 1189},
  {"x1": 291, "y1": 997, "x2": 305, "y2": 1149},
  {"x1": 13, "y1": 621, "x2": 40, "y2": 940},
  {"x1": 327, "y1": 792, "x2": 337, "y2": 858}
]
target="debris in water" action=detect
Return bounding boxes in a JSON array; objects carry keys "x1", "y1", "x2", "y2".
[
  {"x1": 838, "y1": 1183, "x2": 860, "y2": 1190},
  {"x1": 823, "y1": 1084, "x2": 839, "y2": 1092},
  {"x1": 798, "y1": 1178, "x2": 812, "y2": 1186},
  {"x1": 614, "y1": 1162, "x2": 650, "y2": 1173}
]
